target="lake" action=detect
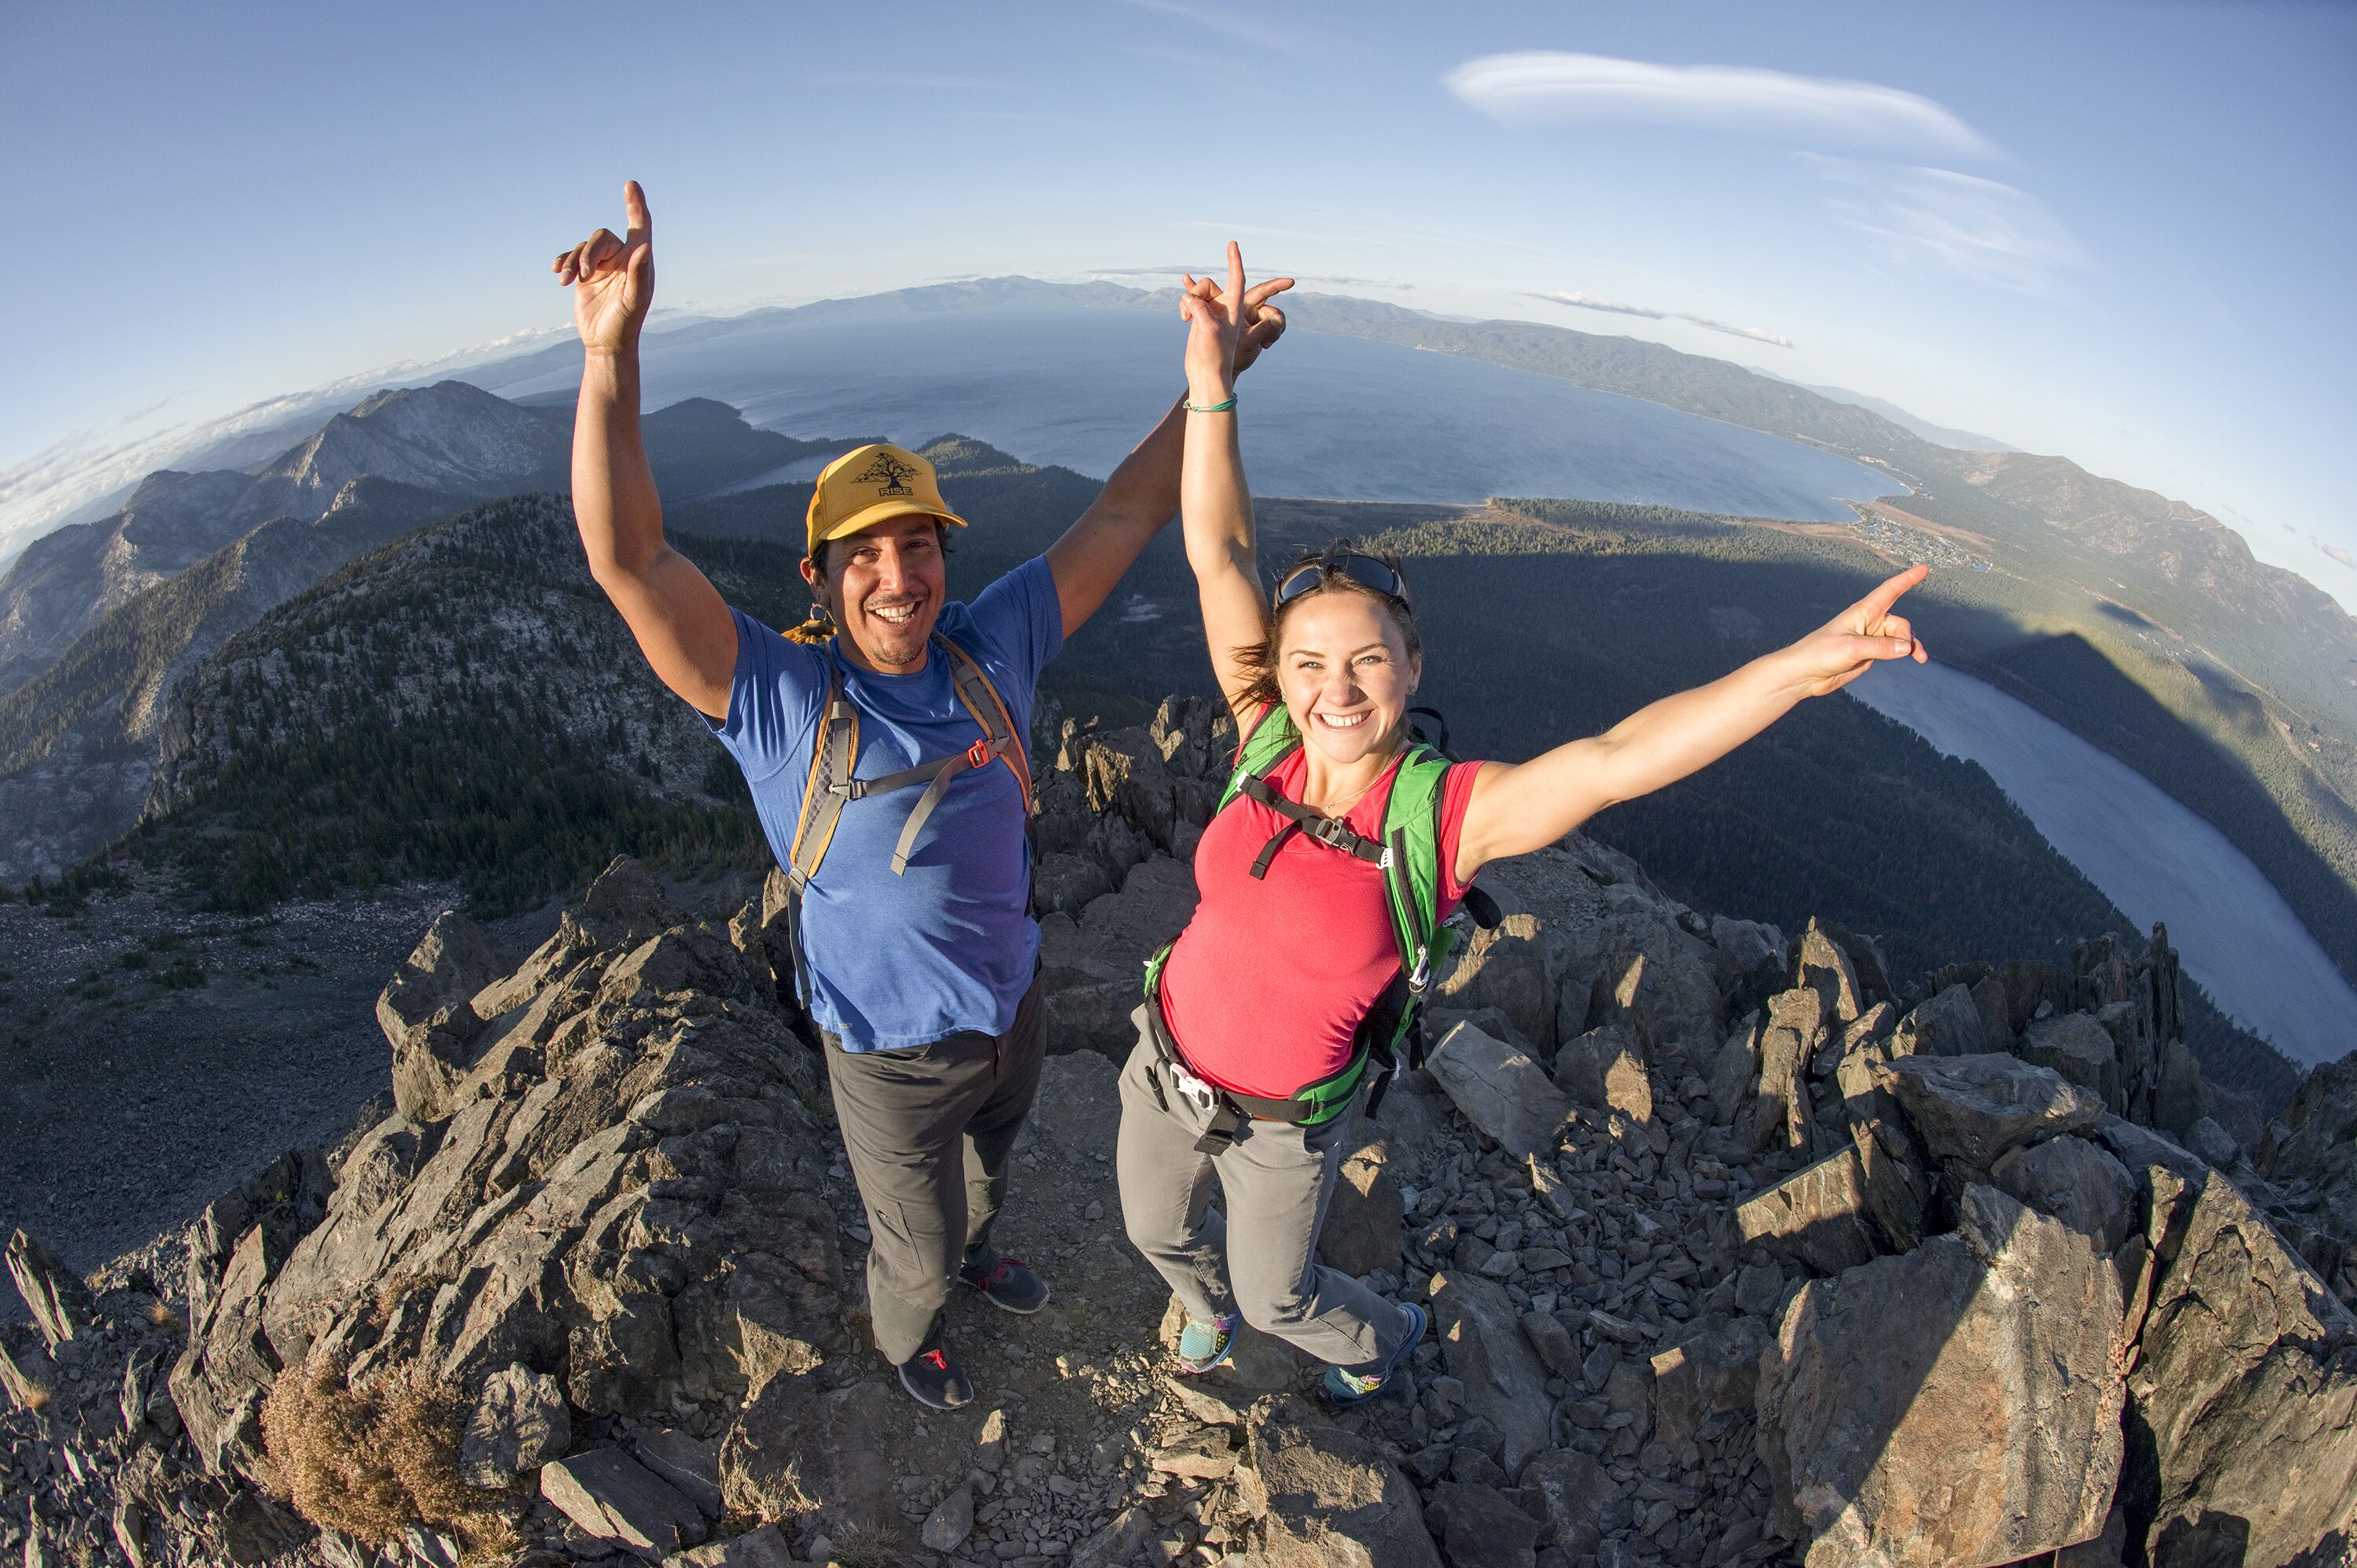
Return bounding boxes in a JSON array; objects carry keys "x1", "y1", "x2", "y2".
[
  {"x1": 1848, "y1": 658, "x2": 2357, "y2": 1066},
  {"x1": 481, "y1": 305, "x2": 1894, "y2": 523}
]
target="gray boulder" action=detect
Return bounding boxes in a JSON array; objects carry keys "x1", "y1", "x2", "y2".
[
  {"x1": 1992, "y1": 1135, "x2": 2138, "y2": 1254},
  {"x1": 5, "y1": 1230, "x2": 92, "y2": 1349},
  {"x1": 1757, "y1": 1185, "x2": 2125, "y2": 1566},
  {"x1": 1445, "y1": 1482, "x2": 1541, "y2": 1567},
  {"x1": 1521, "y1": 1449, "x2": 1616, "y2": 1558},
  {"x1": 2127, "y1": 1173, "x2": 2357, "y2": 1567},
  {"x1": 1796, "y1": 917, "x2": 1866, "y2": 1023},
  {"x1": 1708, "y1": 1013, "x2": 1762, "y2": 1127},
  {"x1": 1428, "y1": 1269, "x2": 1553, "y2": 1474},
  {"x1": 2186, "y1": 1115, "x2": 2244, "y2": 1172},
  {"x1": 1239, "y1": 1394, "x2": 1442, "y2": 1566},
  {"x1": 1427, "y1": 1021, "x2": 1571, "y2": 1160},
  {"x1": 1552, "y1": 1022, "x2": 1652, "y2": 1124},
  {"x1": 1587, "y1": 940, "x2": 1722, "y2": 1066},
  {"x1": 1891, "y1": 983, "x2": 1982, "y2": 1058},
  {"x1": 1879, "y1": 1052, "x2": 2103, "y2": 1169},
  {"x1": 1436, "y1": 912, "x2": 1557, "y2": 1053},
  {"x1": 1735, "y1": 1147, "x2": 1883, "y2": 1277},
  {"x1": 2022, "y1": 1012, "x2": 2124, "y2": 1111},
  {"x1": 540, "y1": 1448, "x2": 707, "y2": 1559},
  {"x1": 1711, "y1": 915, "x2": 1789, "y2": 1014}
]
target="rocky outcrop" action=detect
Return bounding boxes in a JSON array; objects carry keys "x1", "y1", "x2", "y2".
[
  {"x1": 2123, "y1": 1171, "x2": 2357, "y2": 1567},
  {"x1": 1757, "y1": 1184, "x2": 2123, "y2": 1565},
  {"x1": 11, "y1": 709, "x2": 2357, "y2": 1568}
]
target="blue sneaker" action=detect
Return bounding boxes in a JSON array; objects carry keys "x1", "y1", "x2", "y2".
[
  {"x1": 1177, "y1": 1311, "x2": 1241, "y2": 1375},
  {"x1": 1322, "y1": 1302, "x2": 1427, "y2": 1408}
]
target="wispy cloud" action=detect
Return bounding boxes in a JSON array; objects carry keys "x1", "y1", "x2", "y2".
[
  {"x1": 1444, "y1": 52, "x2": 1997, "y2": 160},
  {"x1": 1806, "y1": 156, "x2": 2090, "y2": 298},
  {"x1": 1115, "y1": 0, "x2": 1324, "y2": 64},
  {"x1": 1521, "y1": 289, "x2": 1794, "y2": 348}
]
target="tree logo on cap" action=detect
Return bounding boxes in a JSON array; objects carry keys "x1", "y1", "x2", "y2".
[{"x1": 852, "y1": 451, "x2": 918, "y2": 497}]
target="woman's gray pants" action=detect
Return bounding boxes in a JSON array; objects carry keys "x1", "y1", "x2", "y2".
[
  {"x1": 1114, "y1": 1009, "x2": 1409, "y2": 1369},
  {"x1": 824, "y1": 978, "x2": 1044, "y2": 1366}
]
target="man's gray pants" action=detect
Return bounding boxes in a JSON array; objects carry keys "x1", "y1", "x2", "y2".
[
  {"x1": 1114, "y1": 1009, "x2": 1409, "y2": 1369},
  {"x1": 825, "y1": 977, "x2": 1044, "y2": 1366}
]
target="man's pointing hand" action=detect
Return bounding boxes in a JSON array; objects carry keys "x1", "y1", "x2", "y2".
[{"x1": 554, "y1": 180, "x2": 655, "y2": 353}]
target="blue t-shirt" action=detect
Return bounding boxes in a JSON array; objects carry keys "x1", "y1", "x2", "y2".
[{"x1": 706, "y1": 555, "x2": 1063, "y2": 1052}]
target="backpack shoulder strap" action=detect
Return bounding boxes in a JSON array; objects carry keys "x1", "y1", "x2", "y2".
[
  {"x1": 786, "y1": 660, "x2": 859, "y2": 893},
  {"x1": 938, "y1": 634, "x2": 1033, "y2": 812},
  {"x1": 1218, "y1": 702, "x2": 1302, "y2": 813},
  {"x1": 1377, "y1": 744, "x2": 1454, "y2": 991}
]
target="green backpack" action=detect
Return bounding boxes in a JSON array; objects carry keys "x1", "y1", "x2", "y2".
[{"x1": 1143, "y1": 703, "x2": 1498, "y2": 1126}]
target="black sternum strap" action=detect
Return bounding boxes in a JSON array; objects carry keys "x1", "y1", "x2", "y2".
[{"x1": 1237, "y1": 773, "x2": 1388, "y2": 879}]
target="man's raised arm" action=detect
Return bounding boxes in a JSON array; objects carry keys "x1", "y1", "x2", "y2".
[
  {"x1": 557, "y1": 181, "x2": 736, "y2": 720},
  {"x1": 1041, "y1": 269, "x2": 1292, "y2": 639}
]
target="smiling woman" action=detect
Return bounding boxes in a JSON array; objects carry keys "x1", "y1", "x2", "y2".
[{"x1": 1107, "y1": 240, "x2": 1933, "y2": 1408}]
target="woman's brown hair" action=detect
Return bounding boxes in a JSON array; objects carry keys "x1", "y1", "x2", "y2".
[{"x1": 1230, "y1": 540, "x2": 1421, "y2": 710}]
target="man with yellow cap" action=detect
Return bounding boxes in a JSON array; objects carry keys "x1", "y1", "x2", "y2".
[{"x1": 554, "y1": 182, "x2": 1290, "y2": 1408}]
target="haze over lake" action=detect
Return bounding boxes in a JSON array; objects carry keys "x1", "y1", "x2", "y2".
[
  {"x1": 481, "y1": 306, "x2": 1893, "y2": 523},
  {"x1": 1850, "y1": 658, "x2": 2357, "y2": 1067}
]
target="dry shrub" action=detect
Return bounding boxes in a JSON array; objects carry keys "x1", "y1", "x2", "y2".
[
  {"x1": 830, "y1": 1521, "x2": 908, "y2": 1568},
  {"x1": 261, "y1": 1359, "x2": 513, "y2": 1551}
]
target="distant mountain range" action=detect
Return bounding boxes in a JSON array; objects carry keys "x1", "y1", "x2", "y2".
[
  {"x1": 0, "y1": 386, "x2": 819, "y2": 882},
  {"x1": 8, "y1": 278, "x2": 2357, "y2": 1037},
  {"x1": 1771, "y1": 377, "x2": 2020, "y2": 452}
]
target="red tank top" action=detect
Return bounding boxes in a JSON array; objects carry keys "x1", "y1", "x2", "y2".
[{"x1": 1158, "y1": 719, "x2": 1482, "y2": 1101}]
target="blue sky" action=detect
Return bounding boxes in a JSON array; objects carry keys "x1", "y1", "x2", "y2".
[{"x1": 6, "y1": 1, "x2": 2353, "y2": 600}]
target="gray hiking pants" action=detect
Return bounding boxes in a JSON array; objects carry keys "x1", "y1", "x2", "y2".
[
  {"x1": 1114, "y1": 1007, "x2": 1409, "y2": 1369},
  {"x1": 824, "y1": 977, "x2": 1045, "y2": 1365}
]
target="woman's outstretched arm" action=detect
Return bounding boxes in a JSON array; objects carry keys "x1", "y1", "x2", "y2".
[
  {"x1": 1177, "y1": 242, "x2": 1283, "y2": 716},
  {"x1": 1451, "y1": 565, "x2": 1932, "y2": 882}
]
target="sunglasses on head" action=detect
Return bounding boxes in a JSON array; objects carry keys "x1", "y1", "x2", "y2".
[{"x1": 1272, "y1": 551, "x2": 1410, "y2": 609}]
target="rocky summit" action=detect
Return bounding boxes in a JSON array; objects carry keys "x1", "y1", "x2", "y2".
[{"x1": 7, "y1": 694, "x2": 2357, "y2": 1568}]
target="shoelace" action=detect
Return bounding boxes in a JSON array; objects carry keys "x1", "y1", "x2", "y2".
[
  {"x1": 923, "y1": 1349, "x2": 949, "y2": 1371},
  {"x1": 981, "y1": 1255, "x2": 1029, "y2": 1286}
]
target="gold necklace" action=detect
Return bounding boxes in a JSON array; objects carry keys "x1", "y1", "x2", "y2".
[{"x1": 1302, "y1": 739, "x2": 1405, "y2": 819}]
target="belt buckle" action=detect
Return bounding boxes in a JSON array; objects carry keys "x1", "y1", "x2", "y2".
[{"x1": 1167, "y1": 1062, "x2": 1217, "y2": 1113}]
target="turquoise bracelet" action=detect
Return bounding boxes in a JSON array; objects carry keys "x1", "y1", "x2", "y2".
[{"x1": 1183, "y1": 395, "x2": 1238, "y2": 413}]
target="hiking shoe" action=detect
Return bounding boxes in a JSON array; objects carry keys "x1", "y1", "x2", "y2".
[
  {"x1": 1322, "y1": 1301, "x2": 1427, "y2": 1408},
  {"x1": 1176, "y1": 1312, "x2": 1242, "y2": 1375},
  {"x1": 897, "y1": 1335, "x2": 974, "y2": 1411},
  {"x1": 961, "y1": 1254, "x2": 1051, "y2": 1314}
]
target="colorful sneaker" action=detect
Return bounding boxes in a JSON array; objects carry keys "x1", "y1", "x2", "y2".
[
  {"x1": 960, "y1": 1253, "x2": 1051, "y2": 1314},
  {"x1": 1322, "y1": 1302, "x2": 1427, "y2": 1408},
  {"x1": 897, "y1": 1334, "x2": 974, "y2": 1410},
  {"x1": 1177, "y1": 1312, "x2": 1242, "y2": 1375}
]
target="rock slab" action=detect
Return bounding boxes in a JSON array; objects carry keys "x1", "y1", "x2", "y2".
[
  {"x1": 1757, "y1": 1184, "x2": 2124, "y2": 1567},
  {"x1": 1427, "y1": 1022, "x2": 1571, "y2": 1160}
]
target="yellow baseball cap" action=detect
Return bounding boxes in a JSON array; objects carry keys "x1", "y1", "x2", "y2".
[{"x1": 805, "y1": 442, "x2": 969, "y2": 558}]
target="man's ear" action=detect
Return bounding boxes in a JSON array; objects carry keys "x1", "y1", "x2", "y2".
[{"x1": 799, "y1": 552, "x2": 828, "y2": 605}]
